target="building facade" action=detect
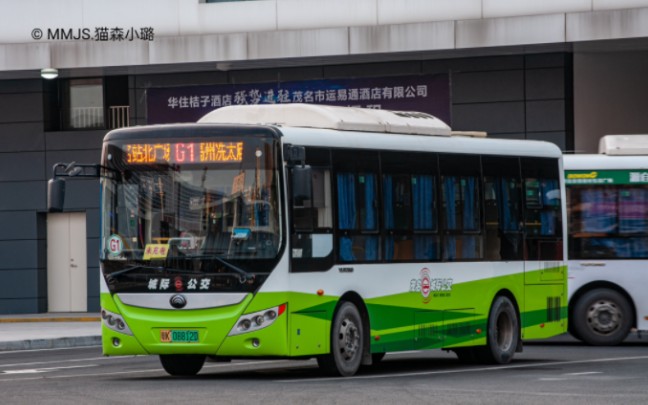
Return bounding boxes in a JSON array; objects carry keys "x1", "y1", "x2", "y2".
[{"x1": 1, "y1": 0, "x2": 648, "y2": 313}]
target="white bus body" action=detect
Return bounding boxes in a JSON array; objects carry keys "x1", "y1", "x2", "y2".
[{"x1": 564, "y1": 135, "x2": 648, "y2": 345}]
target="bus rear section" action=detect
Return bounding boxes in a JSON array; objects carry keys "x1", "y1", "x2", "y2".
[{"x1": 565, "y1": 134, "x2": 648, "y2": 345}]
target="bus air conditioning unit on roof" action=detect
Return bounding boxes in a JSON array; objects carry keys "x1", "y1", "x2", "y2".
[
  {"x1": 198, "y1": 104, "x2": 452, "y2": 137},
  {"x1": 599, "y1": 134, "x2": 648, "y2": 155}
]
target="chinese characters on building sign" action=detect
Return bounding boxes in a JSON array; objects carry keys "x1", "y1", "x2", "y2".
[{"x1": 147, "y1": 74, "x2": 450, "y2": 125}]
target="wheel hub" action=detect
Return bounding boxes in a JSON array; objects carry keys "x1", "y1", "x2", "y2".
[
  {"x1": 338, "y1": 318, "x2": 360, "y2": 360},
  {"x1": 587, "y1": 300, "x2": 620, "y2": 334}
]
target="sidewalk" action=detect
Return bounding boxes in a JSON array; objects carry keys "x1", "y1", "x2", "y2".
[{"x1": 0, "y1": 313, "x2": 101, "y2": 351}]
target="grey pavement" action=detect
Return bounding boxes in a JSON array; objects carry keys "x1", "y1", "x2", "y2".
[{"x1": 0, "y1": 313, "x2": 101, "y2": 351}]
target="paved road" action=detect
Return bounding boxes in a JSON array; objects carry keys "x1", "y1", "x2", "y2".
[{"x1": 1, "y1": 334, "x2": 647, "y2": 404}]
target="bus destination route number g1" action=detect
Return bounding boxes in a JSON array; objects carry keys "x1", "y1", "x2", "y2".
[{"x1": 124, "y1": 141, "x2": 243, "y2": 164}]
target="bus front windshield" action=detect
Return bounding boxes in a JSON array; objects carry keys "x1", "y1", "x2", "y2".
[{"x1": 100, "y1": 134, "x2": 282, "y2": 293}]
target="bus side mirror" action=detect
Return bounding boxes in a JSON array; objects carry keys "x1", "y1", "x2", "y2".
[
  {"x1": 291, "y1": 165, "x2": 312, "y2": 204},
  {"x1": 48, "y1": 178, "x2": 66, "y2": 212}
]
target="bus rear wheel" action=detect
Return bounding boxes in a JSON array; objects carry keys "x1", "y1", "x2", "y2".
[
  {"x1": 572, "y1": 288, "x2": 633, "y2": 346},
  {"x1": 317, "y1": 301, "x2": 364, "y2": 377},
  {"x1": 159, "y1": 354, "x2": 206, "y2": 376},
  {"x1": 476, "y1": 296, "x2": 519, "y2": 364}
]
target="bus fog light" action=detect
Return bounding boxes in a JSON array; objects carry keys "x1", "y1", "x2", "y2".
[
  {"x1": 112, "y1": 337, "x2": 121, "y2": 347},
  {"x1": 252, "y1": 338, "x2": 260, "y2": 347}
]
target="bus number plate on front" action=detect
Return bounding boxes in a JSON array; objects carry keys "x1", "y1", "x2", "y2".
[{"x1": 160, "y1": 330, "x2": 199, "y2": 343}]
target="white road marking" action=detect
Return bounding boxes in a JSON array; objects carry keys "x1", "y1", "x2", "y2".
[
  {"x1": 0, "y1": 354, "x2": 646, "y2": 384},
  {"x1": 0, "y1": 346, "x2": 100, "y2": 355},
  {"x1": 277, "y1": 355, "x2": 648, "y2": 383},
  {"x1": 539, "y1": 371, "x2": 603, "y2": 380},
  {"x1": 0, "y1": 356, "x2": 122, "y2": 368},
  {"x1": 564, "y1": 371, "x2": 603, "y2": 376},
  {"x1": 1, "y1": 365, "x2": 97, "y2": 374},
  {"x1": 0, "y1": 359, "x2": 292, "y2": 382}
]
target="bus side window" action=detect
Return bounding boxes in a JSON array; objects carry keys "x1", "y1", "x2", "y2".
[
  {"x1": 291, "y1": 147, "x2": 334, "y2": 272},
  {"x1": 439, "y1": 154, "x2": 483, "y2": 261},
  {"x1": 521, "y1": 157, "x2": 563, "y2": 261},
  {"x1": 333, "y1": 149, "x2": 381, "y2": 263},
  {"x1": 568, "y1": 184, "x2": 648, "y2": 259},
  {"x1": 482, "y1": 156, "x2": 523, "y2": 261}
]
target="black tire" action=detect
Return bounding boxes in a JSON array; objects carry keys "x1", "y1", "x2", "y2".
[
  {"x1": 159, "y1": 354, "x2": 206, "y2": 376},
  {"x1": 568, "y1": 314, "x2": 582, "y2": 341},
  {"x1": 572, "y1": 288, "x2": 633, "y2": 346},
  {"x1": 475, "y1": 296, "x2": 519, "y2": 364},
  {"x1": 317, "y1": 301, "x2": 364, "y2": 377}
]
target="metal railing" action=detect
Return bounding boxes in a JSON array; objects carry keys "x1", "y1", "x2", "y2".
[
  {"x1": 110, "y1": 105, "x2": 130, "y2": 129},
  {"x1": 70, "y1": 106, "x2": 104, "y2": 129},
  {"x1": 68, "y1": 106, "x2": 130, "y2": 130}
]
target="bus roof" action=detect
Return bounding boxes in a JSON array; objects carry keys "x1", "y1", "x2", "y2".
[
  {"x1": 198, "y1": 104, "x2": 452, "y2": 136},
  {"x1": 197, "y1": 104, "x2": 559, "y2": 157},
  {"x1": 564, "y1": 154, "x2": 648, "y2": 171},
  {"x1": 599, "y1": 134, "x2": 648, "y2": 155},
  {"x1": 277, "y1": 126, "x2": 561, "y2": 158}
]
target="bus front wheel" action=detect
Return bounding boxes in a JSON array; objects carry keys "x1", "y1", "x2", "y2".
[
  {"x1": 317, "y1": 301, "x2": 364, "y2": 377},
  {"x1": 159, "y1": 354, "x2": 206, "y2": 376},
  {"x1": 572, "y1": 288, "x2": 633, "y2": 346}
]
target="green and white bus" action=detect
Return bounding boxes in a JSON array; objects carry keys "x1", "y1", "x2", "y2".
[
  {"x1": 565, "y1": 135, "x2": 648, "y2": 345},
  {"x1": 81, "y1": 104, "x2": 567, "y2": 377}
]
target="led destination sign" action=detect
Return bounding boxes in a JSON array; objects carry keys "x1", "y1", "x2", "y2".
[{"x1": 124, "y1": 142, "x2": 243, "y2": 164}]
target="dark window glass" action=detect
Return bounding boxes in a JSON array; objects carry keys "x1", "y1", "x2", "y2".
[
  {"x1": 439, "y1": 154, "x2": 482, "y2": 261},
  {"x1": 483, "y1": 156, "x2": 523, "y2": 261},
  {"x1": 381, "y1": 152, "x2": 439, "y2": 262},
  {"x1": 568, "y1": 184, "x2": 648, "y2": 259},
  {"x1": 333, "y1": 150, "x2": 380, "y2": 262},
  {"x1": 65, "y1": 78, "x2": 104, "y2": 129},
  {"x1": 521, "y1": 157, "x2": 563, "y2": 260}
]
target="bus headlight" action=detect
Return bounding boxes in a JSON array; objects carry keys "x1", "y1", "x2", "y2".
[
  {"x1": 229, "y1": 304, "x2": 286, "y2": 336},
  {"x1": 101, "y1": 308, "x2": 133, "y2": 336}
]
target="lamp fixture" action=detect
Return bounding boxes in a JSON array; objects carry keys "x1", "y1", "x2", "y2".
[{"x1": 40, "y1": 68, "x2": 59, "y2": 80}]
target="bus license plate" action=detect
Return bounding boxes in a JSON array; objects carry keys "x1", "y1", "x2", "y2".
[{"x1": 160, "y1": 330, "x2": 199, "y2": 343}]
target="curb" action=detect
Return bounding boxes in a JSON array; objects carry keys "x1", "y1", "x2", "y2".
[
  {"x1": 0, "y1": 336, "x2": 102, "y2": 352},
  {"x1": 0, "y1": 317, "x2": 100, "y2": 324}
]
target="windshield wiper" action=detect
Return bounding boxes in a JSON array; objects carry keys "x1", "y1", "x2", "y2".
[
  {"x1": 107, "y1": 264, "x2": 195, "y2": 278},
  {"x1": 180, "y1": 254, "x2": 256, "y2": 283},
  {"x1": 211, "y1": 256, "x2": 256, "y2": 283}
]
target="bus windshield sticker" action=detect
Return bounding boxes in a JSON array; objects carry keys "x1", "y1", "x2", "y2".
[
  {"x1": 106, "y1": 234, "x2": 124, "y2": 257},
  {"x1": 143, "y1": 243, "x2": 169, "y2": 260}
]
